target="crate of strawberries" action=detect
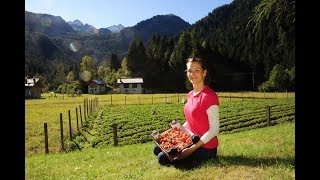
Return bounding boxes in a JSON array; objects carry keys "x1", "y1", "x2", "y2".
[{"x1": 151, "y1": 120, "x2": 200, "y2": 161}]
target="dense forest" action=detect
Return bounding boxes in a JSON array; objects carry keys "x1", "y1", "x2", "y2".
[{"x1": 25, "y1": 0, "x2": 295, "y2": 94}]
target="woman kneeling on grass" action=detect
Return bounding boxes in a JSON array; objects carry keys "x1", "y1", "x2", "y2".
[{"x1": 153, "y1": 57, "x2": 220, "y2": 169}]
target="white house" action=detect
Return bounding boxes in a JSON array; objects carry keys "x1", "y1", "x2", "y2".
[
  {"x1": 117, "y1": 77, "x2": 143, "y2": 94},
  {"x1": 88, "y1": 79, "x2": 106, "y2": 94}
]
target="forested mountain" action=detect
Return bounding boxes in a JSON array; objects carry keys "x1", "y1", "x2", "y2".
[
  {"x1": 25, "y1": 12, "x2": 191, "y2": 90},
  {"x1": 25, "y1": 0, "x2": 295, "y2": 93},
  {"x1": 164, "y1": 0, "x2": 295, "y2": 91},
  {"x1": 120, "y1": 14, "x2": 190, "y2": 45},
  {"x1": 25, "y1": 11, "x2": 76, "y2": 36},
  {"x1": 187, "y1": 0, "x2": 295, "y2": 83}
]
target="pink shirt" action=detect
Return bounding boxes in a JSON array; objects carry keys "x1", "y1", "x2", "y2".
[{"x1": 184, "y1": 86, "x2": 219, "y2": 149}]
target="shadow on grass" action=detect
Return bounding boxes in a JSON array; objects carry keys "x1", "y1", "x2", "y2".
[
  {"x1": 212, "y1": 155, "x2": 294, "y2": 167},
  {"x1": 174, "y1": 155, "x2": 294, "y2": 171}
]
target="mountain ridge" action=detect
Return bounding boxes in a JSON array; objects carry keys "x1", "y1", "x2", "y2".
[{"x1": 25, "y1": 11, "x2": 191, "y2": 82}]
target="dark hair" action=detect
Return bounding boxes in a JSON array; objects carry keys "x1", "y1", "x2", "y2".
[{"x1": 186, "y1": 57, "x2": 207, "y2": 70}]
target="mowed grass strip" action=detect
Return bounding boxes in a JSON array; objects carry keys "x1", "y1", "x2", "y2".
[{"x1": 26, "y1": 122, "x2": 294, "y2": 180}]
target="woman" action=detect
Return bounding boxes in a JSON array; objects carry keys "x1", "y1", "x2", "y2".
[{"x1": 153, "y1": 57, "x2": 220, "y2": 169}]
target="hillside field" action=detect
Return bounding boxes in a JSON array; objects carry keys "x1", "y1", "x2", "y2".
[{"x1": 25, "y1": 92, "x2": 294, "y2": 156}]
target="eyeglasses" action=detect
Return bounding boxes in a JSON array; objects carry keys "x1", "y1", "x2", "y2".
[{"x1": 185, "y1": 68, "x2": 203, "y2": 74}]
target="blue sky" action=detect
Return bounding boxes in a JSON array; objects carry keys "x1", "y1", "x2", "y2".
[{"x1": 25, "y1": 0, "x2": 234, "y2": 28}]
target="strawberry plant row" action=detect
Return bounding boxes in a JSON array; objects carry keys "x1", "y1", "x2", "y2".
[
  {"x1": 220, "y1": 106, "x2": 294, "y2": 128},
  {"x1": 221, "y1": 104, "x2": 294, "y2": 124},
  {"x1": 78, "y1": 98, "x2": 294, "y2": 149}
]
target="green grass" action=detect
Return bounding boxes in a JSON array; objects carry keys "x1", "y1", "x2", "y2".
[
  {"x1": 26, "y1": 122, "x2": 295, "y2": 179},
  {"x1": 26, "y1": 92, "x2": 294, "y2": 156}
]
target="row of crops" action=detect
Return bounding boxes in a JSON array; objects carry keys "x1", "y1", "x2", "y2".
[{"x1": 76, "y1": 98, "x2": 294, "y2": 149}]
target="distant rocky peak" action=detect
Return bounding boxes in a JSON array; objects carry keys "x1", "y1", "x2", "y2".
[
  {"x1": 68, "y1": 20, "x2": 84, "y2": 26},
  {"x1": 107, "y1": 24, "x2": 125, "y2": 33},
  {"x1": 67, "y1": 20, "x2": 98, "y2": 33}
]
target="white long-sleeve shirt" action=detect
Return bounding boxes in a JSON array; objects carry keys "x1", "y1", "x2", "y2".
[{"x1": 183, "y1": 105, "x2": 219, "y2": 144}]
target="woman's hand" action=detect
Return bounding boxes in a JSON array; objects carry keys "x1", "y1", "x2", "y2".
[
  {"x1": 174, "y1": 140, "x2": 204, "y2": 160},
  {"x1": 175, "y1": 146, "x2": 194, "y2": 160}
]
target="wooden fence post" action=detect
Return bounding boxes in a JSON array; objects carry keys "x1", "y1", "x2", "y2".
[
  {"x1": 90, "y1": 99, "x2": 92, "y2": 115},
  {"x1": 88, "y1": 99, "x2": 91, "y2": 117},
  {"x1": 44, "y1": 123, "x2": 49, "y2": 154},
  {"x1": 112, "y1": 124, "x2": 118, "y2": 146},
  {"x1": 266, "y1": 106, "x2": 270, "y2": 126},
  {"x1": 86, "y1": 98, "x2": 90, "y2": 118},
  {"x1": 84, "y1": 99, "x2": 86, "y2": 120},
  {"x1": 229, "y1": 92, "x2": 231, "y2": 102},
  {"x1": 68, "y1": 110, "x2": 72, "y2": 140},
  {"x1": 97, "y1": 97, "x2": 99, "y2": 107},
  {"x1": 93, "y1": 98, "x2": 95, "y2": 110},
  {"x1": 59, "y1": 113, "x2": 64, "y2": 151},
  {"x1": 76, "y1": 107, "x2": 79, "y2": 132},
  {"x1": 79, "y1": 105, "x2": 83, "y2": 127},
  {"x1": 86, "y1": 98, "x2": 89, "y2": 117},
  {"x1": 91, "y1": 99, "x2": 93, "y2": 114}
]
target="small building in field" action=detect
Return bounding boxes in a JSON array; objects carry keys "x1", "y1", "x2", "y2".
[
  {"x1": 25, "y1": 77, "x2": 44, "y2": 99},
  {"x1": 88, "y1": 79, "x2": 106, "y2": 94},
  {"x1": 117, "y1": 77, "x2": 143, "y2": 94}
]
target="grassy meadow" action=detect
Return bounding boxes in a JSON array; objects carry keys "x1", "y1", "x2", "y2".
[
  {"x1": 25, "y1": 92, "x2": 295, "y2": 156},
  {"x1": 26, "y1": 122, "x2": 295, "y2": 179}
]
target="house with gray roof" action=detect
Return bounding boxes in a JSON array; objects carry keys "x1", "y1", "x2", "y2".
[
  {"x1": 88, "y1": 79, "x2": 106, "y2": 94},
  {"x1": 117, "y1": 77, "x2": 143, "y2": 94}
]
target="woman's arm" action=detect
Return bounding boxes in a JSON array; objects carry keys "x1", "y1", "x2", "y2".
[
  {"x1": 175, "y1": 105, "x2": 219, "y2": 160},
  {"x1": 200, "y1": 105, "x2": 219, "y2": 143}
]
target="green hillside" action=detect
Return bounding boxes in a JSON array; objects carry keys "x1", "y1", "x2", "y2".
[{"x1": 26, "y1": 122, "x2": 294, "y2": 179}]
